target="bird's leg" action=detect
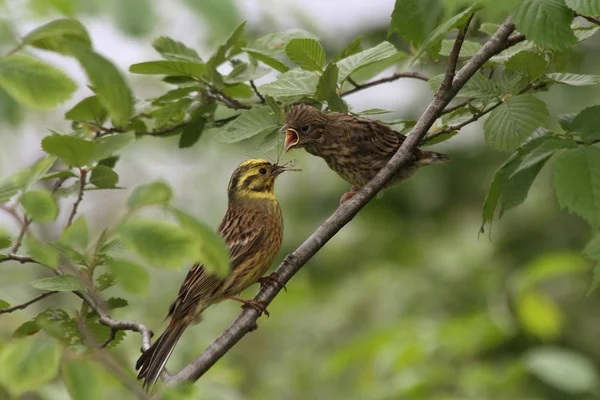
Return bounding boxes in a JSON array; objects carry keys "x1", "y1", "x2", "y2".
[
  {"x1": 259, "y1": 273, "x2": 287, "y2": 292},
  {"x1": 224, "y1": 295, "x2": 270, "y2": 317},
  {"x1": 339, "y1": 186, "x2": 359, "y2": 205}
]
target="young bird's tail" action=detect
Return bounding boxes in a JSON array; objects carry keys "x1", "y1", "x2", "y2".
[
  {"x1": 417, "y1": 150, "x2": 450, "y2": 166},
  {"x1": 136, "y1": 321, "x2": 188, "y2": 392}
]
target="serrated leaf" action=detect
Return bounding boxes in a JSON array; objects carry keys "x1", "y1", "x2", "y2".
[
  {"x1": 62, "y1": 359, "x2": 102, "y2": 400},
  {"x1": 553, "y1": 146, "x2": 600, "y2": 228},
  {"x1": 546, "y1": 73, "x2": 600, "y2": 86},
  {"x1": 96, "y1": 273, "x2": 116, "y2": 291},
  {"x1": 506, "y1": 51, "x2": 547, "y2": 80},
  {"x1": 285, "y1": 39, "x2": 325, "y2": 72},
  {"x1": 388, "y1": 0, "x2": 442, "y2": 48},
  {"x1": 20, "y1": 190, "x2": 58, "y2": 223},
  {"x1": 66, "y1": 43, "x2": 133, "y2": 128},
  {"x1": 356, "y1": 109, "x2": 394, "y2": 116},
  {"x1": 0, "y1": 55, "x2": 76, "y2": 109},
  {"x1": 41, "y1": 134, "x2": 96, "y2": 167},
  {"x1": 108, "y1": 258, "x2": 149, "y2": 295},
  {"x1": 224, "y1": 62, "x2": 270, "y2": 84},
  {"x1": 31, "y1": 275, "x2": 85, "y2": 291},
  {"x1": 130, "y1": 60, "x2": 205, "y2": 78},
  {"x1": 583, "y1": 233, "x2": 600, "y2": 261},
  {"x1": 566, "y1": 0, "x2": 600, "y2": 16},
  {"x1": 250, "y1": 29, "x2": 319, "y2": 57},
  {"x1": 332, "y1": 36, "x2": 363, "y2": 62},
  {"x1": 558, "y1": 113, "x2": 576, "y2": 132},
  {"x1": 127, "y1": 181, "x2": 172, "y2": 210},
  {"x1": 205, "y1": 21, "x2": 247, "y2": 71},
  {"x1": 0, "y1": 338, "x2": 61, "y2": 395},
  {"x1": 106, "y1": 297, "x2": 128, "y2": 309},
  {"x1": 60, "y1": 216, "x2": 88, "y2": 251},
  {"x1": 90, "y1": 166, "x2": 118, "y2": 189},
  {"x1": 21, "y1": 19, "x2": 91, "y2": 53},
  {"x1": 217, "y1": 106, "x2": 280, "y2": 143},
  {"x1": 93, "y1": 132, "x2": 135, "y2": 162},
  {"x1": 571, "y1": 105, "x2": 600, "y2": 142},
  {"x1": 25, "y1": 237, "x2": 60, "y2": 269},
  {"x1": 412, "y1": 2, "x2": 482, "y2": 61},
  {"x1": 587, "y1": 265, "x2": 600, "y2": 296},
  {"x1": 573, "y1": 25, "x2": 600, "y2": 41},
  {"x1": 511, "y1": 137, "x2": 578, "y2": 176},
  {"x1": 497, "y1": 70, "x2": 528, "y2": 95},
  {"x1": 65, "y1": 96, "x2": 107, "y2": 124},
  {"x1": 315, "y1": 62, "x2": 347, "y2": 112},
  {"x1": 258, "y1": 70, "x2": 319, "y2": 102},
  {"x1": 152, "y1": 36, "x2": 202, "y2": 62},
  {"x1": 457, "y1": 72, "x2": 500, "y2": 99},
  {"x1": 171, "y1": 208, "x2": 230, "y2": 278},
  {"x1": 12, "y1": 320, "x2": 39, "y2": 338},
  {"x1": 512, "y1": 0, "x2": 577, "y2": 50},
  {"x1": 480, "y1": 23, "x2": 501, "y2": 36},
  {"x1": 41, "y1": 171, "x2": 77, "y2": 182},
  {"x1": 439, "y1": 40, "x2": 482, "y2": 58},
  {"x1": 179, "y1": 116, "x2": 206, "y2": 149},
  {"x1": 337, "y1": 42, "x2": 398, "y2": 83},
  {"x1": 117, "y1": 219, "x2": 196, "y2": 268},
  {"x1": 484, "y1": 95, "x2": 549, "y2": 152},
  {"x1": 244, "y1": 49, "x2": 290, "y2": 73}
]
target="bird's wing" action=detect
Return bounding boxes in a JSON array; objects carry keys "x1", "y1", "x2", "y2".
[
  {"x1": 167, "y1": 209, "x2": 265, "y2": 320},
  {"x1": 351, "y1": 117, "x2": 405, "y2": 155}
]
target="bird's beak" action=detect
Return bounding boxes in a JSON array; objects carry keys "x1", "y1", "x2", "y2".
[
  {"x1": 283, "y1": 127, "x2": 300, "y2": 152},
  {"x1": 272, "y1": 160, "x2": 301, "y2": 176}
]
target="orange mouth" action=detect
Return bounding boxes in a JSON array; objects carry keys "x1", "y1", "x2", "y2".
[{"x1": 284, "y1": 129, "x2": 299, "y2": 152}]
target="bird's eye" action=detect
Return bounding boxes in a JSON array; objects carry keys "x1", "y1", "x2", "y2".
[
  {"x1": 259, "y1": 168, "x2": 267, "y2": 175},
  {"x1": 301, "y1": 125, "x2": 310, "y2": 132}
]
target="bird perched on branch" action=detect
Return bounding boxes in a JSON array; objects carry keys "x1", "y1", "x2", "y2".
[
  {"x1": 136, "y1": 159, "x2": 298, "y2": 391},
  {"x1": 282, "y1": 104, "x2": 449, "y2": 203}
]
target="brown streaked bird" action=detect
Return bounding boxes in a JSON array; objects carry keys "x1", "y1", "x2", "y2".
[
  {"x1": 136, "y1": 159, "x2": 298, "y2": 391},
  {"x1": 282, "y1": 104, "x2": 449, "y2": 203}
]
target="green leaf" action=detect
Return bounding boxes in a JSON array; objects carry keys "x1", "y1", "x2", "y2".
[
  {"x1": 480, "y1": 23, "x2": 501, "y2": 36},
  {"x1": 484, "y1": 95, "x2": 549, "y2": 152},
  {"x1": 337, "y1": 42, "x2": 398, "y2": 83},
  {"x1": 31, "y1": 275, "x2": 85, "y2": 291},
  {"x1": 439, "y1": 40, "x2": 482, "y2": 58},
  {"x1": 497, "y1": 70, "x2": 528, "y2": 95},
  {"x1": 457, "y1": 72, "x2": 500, "y2": 99},
  {"x1": 153, "y1": 36, "x2": 201, "y2": 62},
  {"x1": 41, "y1": 134, "x2": 96, "y2": 167},
  {"x1": 21, "y1": 18, "x2": 91, "y2": 53},
  {"x1": 90, "y1": 165, "x2": 118, "y2": 189},
  {"x1": 512, "y1": 0, "x2": 577, "y2": 50},
  {"x1": 171, "y1": 208, "x2": 230, "y2": 277},
  {"x1": 316, "y1": 62, "x2": 347, "y2": 112},
  {"x1": 0, "y1": 338, "x2": 61, "y2": 395},
  {"x1": 250, "y1": 29, "x2": 319, "y2": 57},
  {"x1": 65, "y1": 96, "x2": 107, "y2": 124},
  {"x1": 0, "y1": 299, "x2": 9, "y2": 308},
  {"x1": 0, "y1": 55, "x2": 76, "y2": 109},
  {"x1": 570, "y1": 105, "x2": 600, "y2": 142},
  {"x1": 96, "y1": 273, "x2": 116, "y2": 291},
  {"x1": 62, "y1": 359, "x2": 102, "y2": 400},
  {"x1": 113, "y1": 0, "x2": 155, "y2": 37},
  {"x1": 425, "y1": 131, "x2": 458, "y2": 145},
  {"x1": 130, "y1": 60, "x2": 204, "y2": 78},
  {"x1": 20, "y1": 190, "x2": 58, "y2": 223},
  {"x1": 553, "y1": 146, "x2": 600, "y2": 228},
  {"x1": 511, "y1": 137, "x2": 578, "y2": 176},
  {"x1": 205, "y1": 21, "x2": 246, "y2": 71},
  {"x1": 517, "y1": 291, "x2": 563, "y2": 340},
  {"x1": 179, "y1": 115, "x2": 206, "y2": 149},
  {"x1": 0, "y1": 229, "x2": 11, "y2": 250},
  {"x1": 127, "y1": 181, "x2": 172, "y2": 210},
  {"x1": 117, "y1": 219, "x2": 196, "y2": 268},
  {"x1": 67, "y1": 43, "x2": 133, "y2": 128},
  {"x1": 42, "y1": 171, "x2": 77, "y2": 182},
  {"x1": 107, "y1": 258, "x2": 150, "y2": 295},
  {"x1": 524, "y1": 347, "x2": 599, "y2": 394},
  {"x1": 558, "y1": 113, "x2": 576, "y2": 131},
  {"x1": 60, "y1": 216, "x2": 88, "y2": 251},
  {"x1": 244, "y1": 49, "x2": 290, "y2": 73},
  {"x1": 584, "y1": 233, "x2": 600, "y2": 262},
  {"x1": 106, "y1": 297, "x2": 128, "y2": 310},
  {"x1": 389, "y1": 0, "x2": 436, "y2": 47},
  {"x1": 285, "y1": 38, "x2": 325, "y2": 72},
  {"x1": 224, "y1": 62, "x2": 270, "y2": 84},
  {"x1": 332, "y1": 36, "x2": 363, "y2": 62},
  {"x1": 217, "y1": 106, "x2": 280, "y2": 143},
  {"x1": 25, "y1": 237, "x2": 60, "y2": 269},
  {"x1": 506, "y1": 51, "x2": 547, "y2": 80},
  {"x1": 587, "y1": 263, "x2": 600, "y2": 295},
  {"x1": 93, "y1": 132, "x2": 135, "y2": 162},
  {"x1": 0, "y1": 179, "x2": 19, "y2": 205},
  {"x1": 412, "y1": 2, "x2": 482, "y2": 61},
  {"x1": 258, "y1": 70, "x2": 319, "y2": 101},
  {"x1": 545, "y1": 73, "x2": 600, "y2": 86},
  {"x1": 573, "y1": 25, "x2": 600, "y2": 41},
  {"x1": 565, "y1": 0, "x2": 600, "y2": 15}
]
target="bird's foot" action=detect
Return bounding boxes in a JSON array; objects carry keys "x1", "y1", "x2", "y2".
[
  {"x1": 259, "y1": 273, "x2": 287, "y2": 292},
  {"x1": 339, "y1": 186, "x2": 359, "y2": 205},
  {"x1": 225, "y1": 296, "x2": 270, "y2": 317}
]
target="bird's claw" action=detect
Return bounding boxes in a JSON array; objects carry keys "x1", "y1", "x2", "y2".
[
  {"x1": 241, "y1": 300, "x2": 270, "y2": 318},
  {"x1": 339, "y1": 186, "x2": 359, "y2": 205},
  {"x1": 259, "y1": 273, "x2": 287, "y2": 292}
]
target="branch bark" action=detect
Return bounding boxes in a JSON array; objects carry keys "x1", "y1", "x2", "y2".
[
  {"x1": 0, "y1": 291, "x2": 57, "y2": 314},
  {"x1": 341, "y1": 71, "x2": 430, "y2": 97},
  {"x1": 164, "y1": 17, "x2": 519, "y2": 386}
]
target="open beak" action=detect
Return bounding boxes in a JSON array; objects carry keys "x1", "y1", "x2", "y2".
[
  {"x1": 283, "y1": 127, "x2": 300, "y2": 152},
  {"x1": 272, "y1": 159, "x2": 301, "y2": 176}
]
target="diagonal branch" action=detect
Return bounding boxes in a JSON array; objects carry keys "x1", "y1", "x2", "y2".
[
  {"x1": 0, "y1": 291, "x2": 57, "y2": 314},
  {"x1": 66, "y1": 168, "x2": 87, "y2": 228},
  {"x1": 164, "y1": 17, "x2": 520, "y2": 386},
  {"x1": 441, "y1": 13, "x2": 474, "y2": 92},
  {"x1": 341, "y1": 72, "x2": 430, "y2": 97}
]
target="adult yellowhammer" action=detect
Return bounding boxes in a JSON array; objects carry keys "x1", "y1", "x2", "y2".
[
  {"x1": 283, "y1": 104, "x2": 449, "y2": 203},
  {"x1": 136, "y1": 159, "x2": 297, "y2": 390}
]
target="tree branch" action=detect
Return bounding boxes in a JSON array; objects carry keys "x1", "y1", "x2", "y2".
[
  {"x1": 207, "y1": 86, "x2": 252, "y2": 110},
  {"x1": 0, "y1": 254, "x2": 36, "y2": 264},
  {"x1": 66, "y1": 168, "x2": 87, "y2": 228},
  {"x1": 578, "y1": 14, "x2": 600, "y2": 26},
  {"x1": 341, "y1": 72, "x2": 430, "y2": 97},
  {"x1": 0, "y1": 291, "x2": 57, "y2": 314},
  {"x1": 441, "y1": 13, "x2": 474, "y2": 92},
  {"x1": 164, "y1": 17, "x2": 519, "y2": 386},
  {"x1": 250, "y1": 80, "x2": 265, "y2": 104}
]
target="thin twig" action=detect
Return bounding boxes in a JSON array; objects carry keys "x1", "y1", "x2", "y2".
[
  {"x1": 0, "y1": 254, "x2": 36, "y2": 264},
  {"x1": 10, "y1": 217, "x2": 31, "y2": 254},
  {"x1": 347, "y1": 77, "x2": 360, "y2": 87},
  {"x1": 164, "y1": 17, "x2": 520, "y2": 387},
  {"x1": 215, "y1": 115, "x2": 241, "y2": 127},
  {"x1": 101, "y1": 328, "x2": 118, "y2": 348},
  {"x1": 579, "y1": 14, "x2": 600, "y2": 26},
  {"x1": 441, "y1": 13, "x2": 474, "y2": 92},
  {"x1": 250, "y1": 80, "x2": 265, "y2": 104},
  {"x1": 66, "y1": 169, "x2": 87, "y2": 228},
  {"x1": 0, "y1": 291, "x2": 57, "y2": 314},
  {"x1": 207, "y1": 86, "x2": 252, "y2": 110},
  {"x1": 0, "y1": 205, "x2": 25, "y2": 226},
  {"x1": 440, "y1": 99, "x2": 472, "y2": 115},
  {"x1": 341, "y1": 72, "x2": 430, "y2": 97}
]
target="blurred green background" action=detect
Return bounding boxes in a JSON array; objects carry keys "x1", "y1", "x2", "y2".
[{"x1": 1, "y1": 0, "x2": 600, "y2": 399}]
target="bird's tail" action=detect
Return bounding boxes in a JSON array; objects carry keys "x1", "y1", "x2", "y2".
[
  {"x1": 417, "y1": 150, "x2": 450, "y2": 166},
  {"x1": 136, "y1": 320, "x2": 188, "y2": 392}
]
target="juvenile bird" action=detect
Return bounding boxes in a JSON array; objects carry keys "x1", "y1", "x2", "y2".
[
  {"x1": 136, "y1": 159, "x2": 297, "y2": 391},
  {"x1": 283, "y1": 104, "x2": 449, "y2": 203}
]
